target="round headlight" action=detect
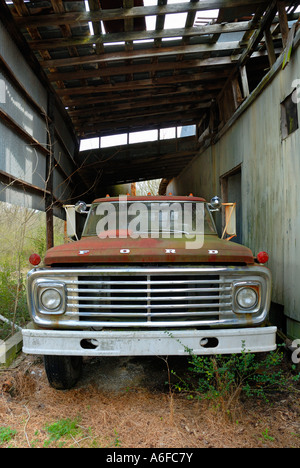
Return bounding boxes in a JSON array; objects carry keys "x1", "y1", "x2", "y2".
[
  {"x1": 236, "y1": 287, "x2": 258, "y2": 309},
  {"x1": 41, "y1": 289, "x2": 62, "y2": 310}
]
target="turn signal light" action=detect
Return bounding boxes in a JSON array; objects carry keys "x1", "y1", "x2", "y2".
[
  {"x1": 257, "y1": 251, "x2": 269, "y2": 264},
  {"x1": 29, "y1": 253, "x2": 41, "y2": 266}
]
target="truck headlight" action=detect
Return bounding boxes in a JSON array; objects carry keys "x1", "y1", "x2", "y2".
[
  {"x1": 41, "y1": 288, "x2": 62, "y2": 310},
  {"x1": 35, "y1": 281, "x2": 66, "y2": 315},
  {"x1": 235, "y1": 287, "x2": 258, "y2": 310}
]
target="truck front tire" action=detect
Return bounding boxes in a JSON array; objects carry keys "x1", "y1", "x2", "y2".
[{"x1": 44, "y1": 355, "x2": 83, "y2": 390}]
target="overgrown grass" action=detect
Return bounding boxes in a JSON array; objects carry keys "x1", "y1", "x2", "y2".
[
  {"x1": 0, "y1": 265, "x2": 28, "y2": 340},
  {"x1": 0, "y1": 202, "x2": 64, "y2": 340}
]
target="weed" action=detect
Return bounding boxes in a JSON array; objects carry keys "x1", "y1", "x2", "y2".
[
  {"x1": 0, "y1": 426, "x2": 17, "y2": 445},
  {"x1": 260, "y1": 428, "x2": 275, "y2": 442},
  {"x1": 43, "y1": 417, "x2": 83, "y2": 447},
  {"x1": 169, "y1": 336, "x2": 300, "y2": 418},
  {"x1": 0, "y1": 265, "x2": 29, "y2": 340},
  {"x1": 113, "y1": 429, "x2": 122, "y2": 447}
]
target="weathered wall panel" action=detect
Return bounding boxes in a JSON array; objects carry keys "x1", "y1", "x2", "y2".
[
  {"x1": 0, "y1": 69, "x2": 46, "y2": 143},
  {"x1": 0, "y1": 18, "x2": 77, "y2": 217},
  {"x1": 168, "y1": 41, "x2": 300, "y2": 338},
  {"x1": 0, "y1": 121, "x2": 46, "y2": 211},
  {"x1": 0, "y1": 20, "x2": 47, "y2": 111}
]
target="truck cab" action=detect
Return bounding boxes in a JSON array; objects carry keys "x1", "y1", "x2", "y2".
[{"x1": 23, "y1": 195, "x2": 276, "y2": 389}]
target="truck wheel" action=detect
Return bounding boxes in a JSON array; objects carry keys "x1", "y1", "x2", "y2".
[{"x1": 44, "y1": 355, "x2": 83, "y2": 390}]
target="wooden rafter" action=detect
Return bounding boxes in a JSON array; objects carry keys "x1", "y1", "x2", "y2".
[
  {"x1": 13, "y1": 1, "x2": 267, "y2": 27},
  {"x1": 27, "y1": 21, "x2": 255, "y2": 51}
]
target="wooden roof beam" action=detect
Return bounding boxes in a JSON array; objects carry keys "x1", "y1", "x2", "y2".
[
  {"x1": 218, "y1": 0, "x2": 278, "y2": 105},
  {"x1": 47, "y1": 61, "x2": 231, "y2": 82},
  {"x1": 13, "y1": 1, "x2": 265, "y2": 27},
  {"x1": 54, "y1": 47, "x2": 275, "y2": 99},
  {"x1": 41, "y1": 40, "x2": 241, "y2": 70},
  {"x1": 63, "y1": 91, "x2": 217, "y2": 110},
  {"x1": 277, "y1": 0, "x2": 290, "y2": 47},
  {"x1": 27, "y1": 21, "x2": 254, "y2": 50},
  {"x1": 75, "y1": 111, "x2": 201, "y2": 136},
  {"x1": 67, "y1": 94, "x2": 213, "y2": 117},
  {"x1": 238, "y1": 0, "x2": 278, "y2": 66},
  {"x1": 73, "y1": 102, "x2": 211, "y2": 126}
]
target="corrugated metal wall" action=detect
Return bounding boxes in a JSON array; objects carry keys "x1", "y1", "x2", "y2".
[
  {"x1": 167, "y1": 39, "x2": 300, "y2": 340},
  {"x1": 0, "y1": 19, "x2": 77, "y2": 217}
]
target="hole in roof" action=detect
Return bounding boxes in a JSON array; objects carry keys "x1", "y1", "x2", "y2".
[
  {"x1": 194, "y1": 11, "x2": 220, "y2": 26},
  {"x1": 143, "y1": 0, "x2": 190, "y2": 31},
  {"x1": 164, "y1": 12, "x2": 188, "y2": 30}
]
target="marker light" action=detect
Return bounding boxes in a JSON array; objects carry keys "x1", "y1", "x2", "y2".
[
  {"x1": 29, "y1": 253, "x2": 41, "y2": 266},
  {"x1": 257, "y1": 251, "x2": 269, "y2": 264}
]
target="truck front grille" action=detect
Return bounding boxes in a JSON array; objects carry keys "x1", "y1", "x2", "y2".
[
  {"x1": 28, "y1": 266, "x2": 271, "y2": 329},
  {"x1": 64, "y1": 269, "x2": 234, "y2": 327}
]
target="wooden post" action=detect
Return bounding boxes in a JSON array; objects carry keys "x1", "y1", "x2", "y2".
[
  {"x1": 264, "y1": 28, "x2": 276, "y2": 66},
  {"x1": 46, "y1": 93, "x2": 55, "y2": 250},
  {"x1": 239, "y1": 66, "x2": 250, "y2": 98},
  {"x1": 277, "y1": 1, "x2": 289, "y2": 48},
  {"x1": 231, "y1": 78, "x2": 243, "y2": 109}
]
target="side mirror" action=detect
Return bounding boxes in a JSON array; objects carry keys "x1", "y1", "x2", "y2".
[
  {"x1": 75, "y1": 200, "x2": 88, "y2": 214},
  {"x1": 209, "y1": 196, "x2": 222, "y2": 211},
  {"x1": 221, "y1": 203, "x2": 237, "y2": 240}
]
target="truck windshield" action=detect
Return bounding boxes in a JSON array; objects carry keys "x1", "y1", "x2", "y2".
[{"x1": 82, "y1": 200, "x2": 217, "y2": 238}]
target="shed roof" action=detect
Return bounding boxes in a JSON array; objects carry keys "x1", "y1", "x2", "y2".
[{"x1": 1, "y1": 0, "x2": 299, "y2": 188}]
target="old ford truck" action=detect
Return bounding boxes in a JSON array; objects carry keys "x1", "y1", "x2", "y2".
[{"x1": 22, "y1": 195, "x2": 277, "y2": 389}]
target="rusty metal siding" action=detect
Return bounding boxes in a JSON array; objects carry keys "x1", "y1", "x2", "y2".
[{"x1": 168, "y1": 44, "x2": 300, "y2": 336}]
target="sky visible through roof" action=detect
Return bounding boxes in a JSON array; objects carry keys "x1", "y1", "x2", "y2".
[{"x1": 80, "y1": 1, "x2": 217, "y2": 151}]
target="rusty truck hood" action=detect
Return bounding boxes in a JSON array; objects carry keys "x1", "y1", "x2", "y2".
[{"x1": 44, "y1": 235, "x2": 254, "y2": 265}]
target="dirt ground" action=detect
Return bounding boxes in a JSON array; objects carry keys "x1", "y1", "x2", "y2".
[{"x1": 0, "y1": 353, "x2": 300, "y2": 449}]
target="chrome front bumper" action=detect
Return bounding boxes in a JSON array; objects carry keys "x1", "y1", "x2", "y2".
[{"x1": 22, "y1": 326, "x2": 277, "y2": 357}]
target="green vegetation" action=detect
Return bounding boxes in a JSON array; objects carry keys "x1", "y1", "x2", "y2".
[
  {"x1": 43, "y1": 417, "x2": 83, "y2": 447},
  {"x1": 0, "y1": 417, "x2": 123, "y2": 448},
  {"x1": 0, "y1": 202, "x2": 64, "y2": 341},
  {"x1": 0, "y1": 426, "x2": 17, "y2": 446},
  {"x1": 171, "y1": 341, "x2": 300, "y2": 418},
  {"x1": 260, "y1": 428, "x2": 275, "y2": 442}
]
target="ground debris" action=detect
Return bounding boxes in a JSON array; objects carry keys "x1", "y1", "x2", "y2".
[{"x1": 0, "y1": 354, "x2": 299, "y2": 448}]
